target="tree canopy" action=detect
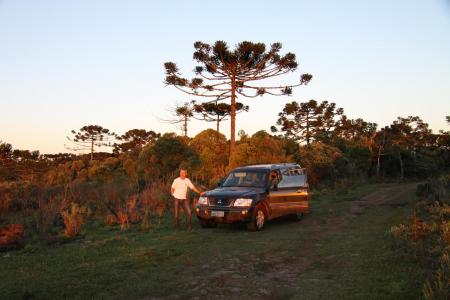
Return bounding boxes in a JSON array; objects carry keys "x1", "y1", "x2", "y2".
[
  {"x1": 67, "y1": 125, "x2": 117, "y2": 160},
  {"x1": 114, "y1": 129, "x2": 159, "y2": 154},
  {"x1": 272, "y1": 100, "x2": 343, "y2": 144},
  {"x1": 164, "y1": 40, "x2": 312, "y2": 154},
  {"x1": 193, "y1": 101, "x2": 248, "y2": 133}
]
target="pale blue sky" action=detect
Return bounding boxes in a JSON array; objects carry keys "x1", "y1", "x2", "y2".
[{"x1": 1, "y1": 0, "x2": 449, "y2": 153}]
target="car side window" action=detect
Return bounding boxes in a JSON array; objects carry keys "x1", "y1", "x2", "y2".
[{"x1": 278, "y1": 167, "x2": 307, "y2": 188}]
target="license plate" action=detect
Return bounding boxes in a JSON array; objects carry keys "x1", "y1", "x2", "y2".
[{"x1": 211, "y1": 211, "x2": 224, "y2": 217}]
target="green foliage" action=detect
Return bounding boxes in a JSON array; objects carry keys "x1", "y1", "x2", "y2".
[
  {"x1": 191, "y1": 129, "x2": 228, "y2": 182},
  {"x1": 0, "y1": 141, "x2": 16, "y2": 181},
  {"x1": 193, "y1": 101, "x2": 249, "y2": 133},
  {"x1": 114, "y1": 129, "x2": 159, "y2": 155},
  {"x1": 274, "y1": 100, "x2": 343, "y2": 144},
  {"x1": 139, "y1": 133, "x2": 196, "y2": 180},
  {"x1": 68, "y1": 125, "x2": 117, "y2": 160},
  {"x1": 229, "y1": 131, "x2": 292, "y2": 169},
  {"x1": 334, "y1": 143, "x2": 372, "y2": 179},
  {"x1": 391, "y1": 178, "x2": 450, "y2": 300},
  {"x1": 298, "y1": 142, "x2": 342, "y2": 185},
  {"x1": 164, "y1": 40, "x2": 312, "y2": 153}
]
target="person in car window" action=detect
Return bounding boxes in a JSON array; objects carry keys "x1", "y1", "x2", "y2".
[
  {"x1": 171, "y1": 169, "x2": 204, "y2": 230},
  {"x1": 269, "y1": 171, "x2": 280, "y2": 187}
]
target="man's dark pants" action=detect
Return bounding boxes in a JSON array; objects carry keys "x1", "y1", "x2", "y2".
[{"x1": 173, "y1": 197, "x2": 192, "y2": 229}]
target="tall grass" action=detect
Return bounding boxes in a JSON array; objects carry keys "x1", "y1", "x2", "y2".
[
  {"x1": 61, "y1": 203, "x2": 90, "y2": 237},
  {"x1": 390, "y1": 179, "x2": 450, "y2": 300}
]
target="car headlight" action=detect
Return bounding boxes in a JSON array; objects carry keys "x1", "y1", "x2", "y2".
[
  {"x1": 198, "y1": 196, "x2": 208, "y2": 205},
  {"x1": 233, "y1": 198, "x2": 253, "y2": 207}
]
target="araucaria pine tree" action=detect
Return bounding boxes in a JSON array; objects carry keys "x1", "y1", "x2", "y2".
[{"x1": 164, "y1": 40, "x2": 312, "y2": 154}]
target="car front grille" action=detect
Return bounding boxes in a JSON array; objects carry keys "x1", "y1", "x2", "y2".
[{"x1": 208, "y1": 197, "x2": 233, "y2": 207}]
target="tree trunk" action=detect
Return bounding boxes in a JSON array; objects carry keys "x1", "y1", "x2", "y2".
[
  {"x1": 377, "y1": 132, "x2": 386, "y2": 178},
  {"x1": 183, "y1": 116, "x2": 188, "y2": 137},
  {"x1": 230, "y1": 77, "x2": 236, "y2": 155},
  {"x1": 398, "y1": 150, "x2": 404, "y2": 180},
  {"x1": 306, "y1": 113, "x2": 310, "y2": 145},
  {"x1": 90, "y1": 139, "x2": 94, "y2": 161},
  {"x1": 216, "y1": 115, "x2": 220, "y2": 133},
  {"x1": 377, "y1": 147, "x2": 382, "y2": 178}
]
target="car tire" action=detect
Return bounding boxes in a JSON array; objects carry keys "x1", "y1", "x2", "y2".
[
  {"x1": 199, "y1": 219, "x2": 217, "y2": 228},
  {"x1": 247, "y1": 205, "x2": 266, "y2": 232}
]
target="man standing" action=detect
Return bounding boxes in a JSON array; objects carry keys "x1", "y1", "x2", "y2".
[{"x1": 171, "y1": 169, "x2": 204, "y2": 230}]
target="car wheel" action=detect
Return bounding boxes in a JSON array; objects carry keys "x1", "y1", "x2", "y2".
[
  {"x1": 199, "y1": 219, "x2": 217, "y2": 228},
  {"x1": 247, "y1": 206, "x2": 265, "y2": 231}
]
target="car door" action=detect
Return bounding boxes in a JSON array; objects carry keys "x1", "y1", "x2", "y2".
[
  {"x1": 277, "y1": 167, "x2": 310, "y2": 215},
  {"x1": 267, "y1": 169, "x2": 285, "y2": 219}
]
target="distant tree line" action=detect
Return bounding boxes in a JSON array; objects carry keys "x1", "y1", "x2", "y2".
[
  {"x1": 1, "y1": 110, "x2": 449, "y2": 187},
  {"x1": 1, "y1": 39, "x2": 449, "y2": 241}
]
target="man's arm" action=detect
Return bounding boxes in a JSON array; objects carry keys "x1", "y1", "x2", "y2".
[
  {"x1": 188, "y1": 179, "x2": 205, "y2": 195},
  {"x1": 192, "y1": 185, "x2": 205, "y2": 196},
  {"x1": 171, "y1": 179, "x2": 176, "y2": 196}
]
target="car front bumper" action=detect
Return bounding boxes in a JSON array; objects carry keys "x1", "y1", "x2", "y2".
[{"x1": 195, "y1": 205, "x2": 252, "y2": 223}]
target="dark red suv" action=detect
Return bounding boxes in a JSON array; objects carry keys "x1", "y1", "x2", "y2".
[{"x1": 195, "y1": 163, "x2": 310, "y2": 231}]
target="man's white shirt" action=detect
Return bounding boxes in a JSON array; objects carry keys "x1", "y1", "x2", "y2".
[{"x1": 171, "y1": 177, "x2": 194, "y2": 199}]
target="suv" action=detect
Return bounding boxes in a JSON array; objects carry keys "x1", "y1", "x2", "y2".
[{"x1": 195, "y1": 163, "x2": 310, "y2": 231}]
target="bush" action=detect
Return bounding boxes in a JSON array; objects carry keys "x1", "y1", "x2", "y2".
[
  {"x1": 229, "y1": 131, "x2": 292, "y2": 169},
  {"x1": 298, "y1": 142, "x2": 342, "y2": 186},
  {"x1": 390, "y1": 200, "x2": 450, "y2": 299},
  {"x1": 61, "y1": 203, "x2": 90, "y2": 237},
  {"x1": 0, "y1": 224, "x2": 24, "y2": 251},
  {"x1": 416, "y1": 175, "x2": 450, "y2": 204}
]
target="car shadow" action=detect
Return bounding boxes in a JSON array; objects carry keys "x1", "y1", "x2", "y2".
[{"x1": 196, "y1": 215, "x2": 305, "y2": 232}]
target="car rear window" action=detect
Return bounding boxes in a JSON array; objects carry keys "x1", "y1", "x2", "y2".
[{"x1": 278, "y1": 167, "x2": 307, "y2": 188}]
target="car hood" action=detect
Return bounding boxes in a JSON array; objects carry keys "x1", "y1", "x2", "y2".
[{"x1": 205, "y1": 186, "x2": 265, "y2": 198}]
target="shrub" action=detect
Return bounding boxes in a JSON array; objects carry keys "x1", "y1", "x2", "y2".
[
  {"x1": 126, "y1": 194, "x2": 140, "y2": 224},
  {"x1": 141, "y1": 181, "x2": 169, "y2": 227},
  {"x1": 298, "y1": 142, "x2": 342, "y2": 186},
  {"x1": 0, "y1": 224, "x2": 24, "y2": 251},
  {"x1": 105, "y1": 213, "x2": 118, "y2": 226},
  {"x1": 117, "y1": 210, "x2": 129, "y2": 230},
  {"x1": 61, "y1": 203, "x2": 89, "y2": 237},
  {"x1": 390, "y1": 200, "x2": 450, "y2": 299}
]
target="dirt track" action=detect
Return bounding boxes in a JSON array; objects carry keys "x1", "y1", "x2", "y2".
[{"x1": 171, "y1": 183, "x2": 418, "y2": 300}]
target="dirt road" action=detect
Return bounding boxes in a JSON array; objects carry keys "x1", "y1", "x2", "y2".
[{"x1": 172, "y1": 183, "x2": 420, "y2": 300}]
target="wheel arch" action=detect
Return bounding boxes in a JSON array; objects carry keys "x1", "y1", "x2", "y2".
[{"x1": 255, "y1": 198, "x2": 270, "y2": 219}]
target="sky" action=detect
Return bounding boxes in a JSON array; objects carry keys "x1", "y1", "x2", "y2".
[{"x1": 1, "y1": 0, "x2": 449, "y2": 154}]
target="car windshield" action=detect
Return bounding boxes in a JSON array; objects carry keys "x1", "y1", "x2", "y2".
[{"x1": 222, "y1": 170, "x2": 268, "y2": 188}]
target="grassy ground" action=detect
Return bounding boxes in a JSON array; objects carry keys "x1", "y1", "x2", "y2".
[{"x1": 0, "y1": 183, "x2": 422, "y2": 300}]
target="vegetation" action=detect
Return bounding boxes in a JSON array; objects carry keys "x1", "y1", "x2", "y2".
[
  {"x1": 1, "y1": 112, "x2": 449, "y2": 232},
  {"x1": 391, "y1": 175, "x2": 450, "y2": 299},
  {"x1": 0, "y1": 183, "x2": 423, "y2": 299},
  {"x1": 66, "y1": 125, "x2": 118, "y2": 160},
  {"x1": 272, "y1": 99, "x2": 344, "y2": 145},
  {"x1": 193, "y1": 101, "x2": 249, "y2": 134},
  {"x1": 163, "y1": 40, "x2": 312, "y2": 154},
  {"x1": 1, "y1": 37, "x2": 449, "y2": 298}
]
